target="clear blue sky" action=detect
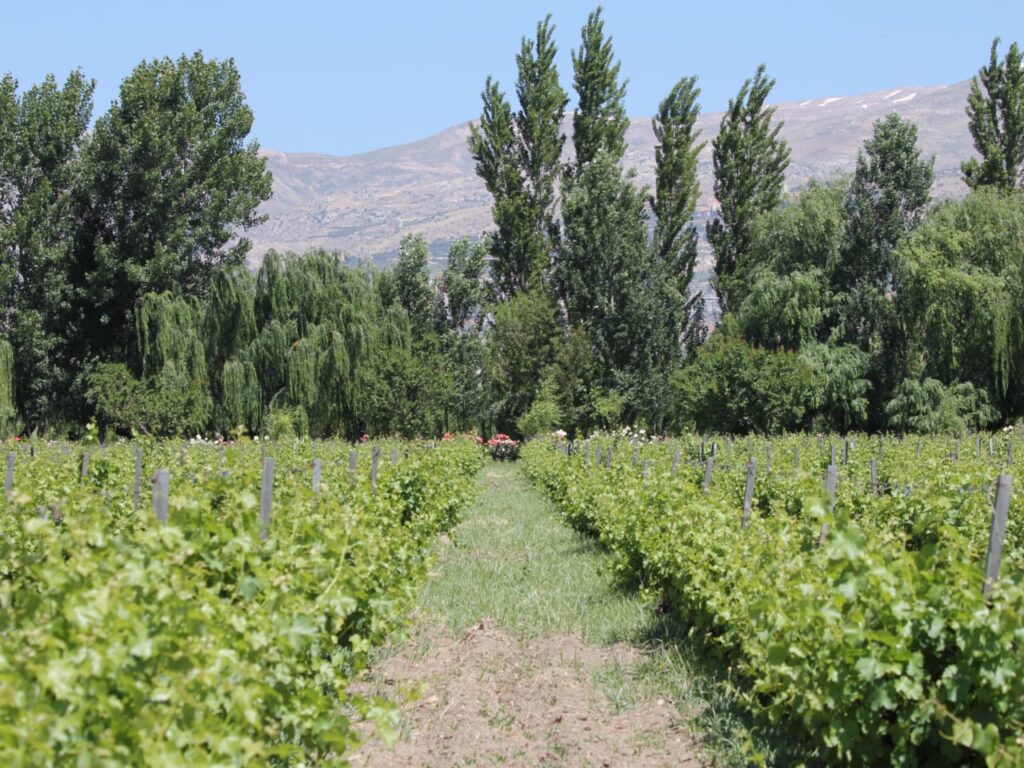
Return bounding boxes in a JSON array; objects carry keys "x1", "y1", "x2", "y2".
[{"x1": 4, "y1": 1, "x2": 1022, "y2": 156}]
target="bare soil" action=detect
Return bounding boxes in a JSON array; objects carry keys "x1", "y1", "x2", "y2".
[{"x1": 350, "y1": 617, "x2": 703, "y2": 768}]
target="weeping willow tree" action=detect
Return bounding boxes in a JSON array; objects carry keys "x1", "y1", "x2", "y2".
[
  {"x1": 107, "y1": 249, "x2": 451, "y2": 437},
  {"x1": 895, "y1": 188, "x2": 1024, "y2": 423},
  {"x1": 221, "y1": 358, "x2": 262, "y2": 435},
  {"x1": 135, "y1": 292, "x2": 213, "y2": 431},
  {"x1": 245, "y1": 251, "x2": 414, "y2": 438},
  {"x1": 0, "y1": 340, "x2": 16, "y2": 435}
]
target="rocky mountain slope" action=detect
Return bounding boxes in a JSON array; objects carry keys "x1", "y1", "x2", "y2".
[{"x1": 248, "y1": 79, "x2": 975, "y2": 267}]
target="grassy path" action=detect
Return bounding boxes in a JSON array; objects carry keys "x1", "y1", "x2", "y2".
[
  {"x1": 349, "y1": 461, "x2": 717, "y2": 768},
  {"x1": 417, "y1": 460, "x2": 653, "y2": 643}
]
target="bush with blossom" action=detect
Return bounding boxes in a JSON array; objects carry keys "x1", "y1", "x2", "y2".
[{"x1": 487, "y1": 433, "x2": 520, "y2": 461}]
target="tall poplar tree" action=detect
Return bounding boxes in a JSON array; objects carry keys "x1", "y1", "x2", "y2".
[
  {"x1": 962, "y1": 38, "x2": 1024, "y2": 191},
  {"x1": 560, "y1": 6, "x2": 640, "y2": 340},
  {"x1": 469, "y1": 16, "x2": 567, "y2": 297},
  {"x1": 0, "y1": 70, "x2": 94, "y2": 429},
  {"x1": 651, "y1": 75, "x2": 705, "y2": 331},
  {"x1": 708, "y1": 64, "x2": 790, "y2": 313},
  {"x1": 569, "y1": 6, "x2": 629, "y2": 172},
  {"x1": 840, "y1": 112, "x2": 934, "y2": 298}
]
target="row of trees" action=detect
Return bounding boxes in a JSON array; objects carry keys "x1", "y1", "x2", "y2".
[
  {"x1": 0, "y1": 53, "x2": 271, "y2": 435},
  {"x1": 0, "y1": 20, "x2": 1022, "y2": 438},
  {"x1": 681, "y1": 37, "x2": 1024, "y2": 434},
  {"x1": 469, "y1": 13, "x2": 1024, "y2": 436},
  {"x1": 469, "y1": 9, "x2": 706, "y2": 436}
]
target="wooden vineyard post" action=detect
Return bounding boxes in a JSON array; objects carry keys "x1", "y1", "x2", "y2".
[
  {"x1": 152, "y1": 469, "x2": 170, "y2": 524},
  {"x1": 990, "y1": 438, "x2": 995, "y2": 458},
  {"x1": 390, "y1": 447, "x2": 399, "y2": 465},
  {"x1": 830, "y1": 443, "x2": 837, "y2": 466},
  {"x1": 349, "y1": 449, "x2": 357, "y2": 473},
  {"x1": 843, "y1": 440, "x2": 850, "y2": 466},
  {"x1": 671, "y1": 447, "x2": 680, "y2": 477},
  {"x1": 596, "y1": 446, "x2": 604, "y2": 467},
  {"x1": 702, "y1": 457, "x2": 714, "y2": 492},
  {"x1": 371, "y1": 446, "x2": 380, "y2": 491},
  {"x1": 606, "y1": 447, "x2": 613, "y2": 469},
  {"x1": 80, "y1": 452, "x2": 89, "y2": 481},
  {"x1": 133, "y1": 448, "x2": 143, "y2": 511},
  {"x1": 819, "y1": 465, "x2": 837, "y2": 547},
  {"x1": 916, "y1": 439, "x2": 922, "y2": 458},
  {"x1": 260, "y1": 458, "x2": 274, "y2": 541},
  {"x1": 870, "y1": 457, "x2": 878, "y2": 495},
  {"x1": 5, "y1": 452, "x2": 13, "y2": 498},
  {"x1": 983, "y1": 474, "x2": 1012, "y2": 596},
  {"x1": 741, "y1": 459, "x2": 757, "y2": 529},
  {"x1": 312, "y1": 459, "x2": 322, "y2": 494},
  {"x1": 699, "y1": 440, "x2": 705, "y2": 463},
  {"x1": 794, "y1": 445, "x2": 800, "y2": 471}
]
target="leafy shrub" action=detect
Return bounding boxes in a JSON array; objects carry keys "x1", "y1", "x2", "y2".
[
  {"x1": 886, "y1": 377, "x2": 999, "y2": 433},
  {"x1": 0, "y1": 439, "x2": 485, "y2": 763},
  {"x1": 523, "y1": 437, "x2": 1024, "y2": 765}
]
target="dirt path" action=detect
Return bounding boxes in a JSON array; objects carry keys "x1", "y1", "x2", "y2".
[{"x1": 349, "y1": 462, "x2": 705, "y2": 768}]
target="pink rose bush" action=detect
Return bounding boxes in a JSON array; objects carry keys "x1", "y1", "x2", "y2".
[{"x1": 487, "y1": 433, "x2": 520, "y2": 461}]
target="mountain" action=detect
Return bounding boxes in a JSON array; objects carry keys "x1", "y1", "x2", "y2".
[{"x1": 247, "y1": 79, "x2": 975, "y2": 268}]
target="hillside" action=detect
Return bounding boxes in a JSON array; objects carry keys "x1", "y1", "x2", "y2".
[{"x1": 248, "y1": 79, "x2": 975, "y2": 267}]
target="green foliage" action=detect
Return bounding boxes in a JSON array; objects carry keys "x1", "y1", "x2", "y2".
[
  {"x1": 266, "y1": 405, "x2": 308, "y2": 439},
  {"x1": 885, "y1": 378, "x2": 998, "y2": 434},
  {"x1": 570, "y1": 7, "x2": 629, "y2": 171},
  {"x1": 437, "y1": 238, "x2": 487, "y2": 331},
  {"x1": 800, "y1": 343, "x2": 872, "y2": 433},
  {"x1": 895, "y1": 188, "x2": 1024, "y2": 419},
  {"x1": 839, "y1": 112, "x2": 933, "y2": 304},
  {"x1": 738, "y1": 269, "x2": 826, "y2": 350},
  {"x1": 75, "y1": 52, "x2": 272, "y2": 363},
  {"x1": 524, "y1": 435, "x2": 1024, "y2": 765},
  {"x1": 0, "y1": 339, "x2": 16, "y2": 435},
  {"x1": 0, "y1": 439, "x2": 484, "y2": 764},
  {"x1": 560, "y1": 151, "x2": 648, "y2": 371},
  {"x1": 590, "y1": 389, "x2": 626, "y2": 431},
  {"x1": 487, "y1": 291, "x2": 558, "y2": 435},
  {"x1": 85, "y1": 362, "x2": 211, "y2": 437},
  {"x1": 672, "y1": 322, "x2": 820, "y2": 434},
  {"x1": 516, "y1": 377, "x2": 563, "y2": 438},
  {"x1": 469, "y1": 16, "x2": 566, "y2": 298},
  {"x1": 708, "y1": 64, "x2": 791, "y2": 313},
  {"x1": 221, "y1": 358, "x2": 262, "y2": 434},
  {"x1": 392, "y1": 234, "x2": 434, "y2": 335},
  {"x1": 0, "y1": 70, "x2": 94, "y2": 429},
  {"x1": 651, "y1": 76, "x2": 704, "y2": 271},
  {"x1": 963, "y1": 38, "x2": 1024, "y2": 191}
]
